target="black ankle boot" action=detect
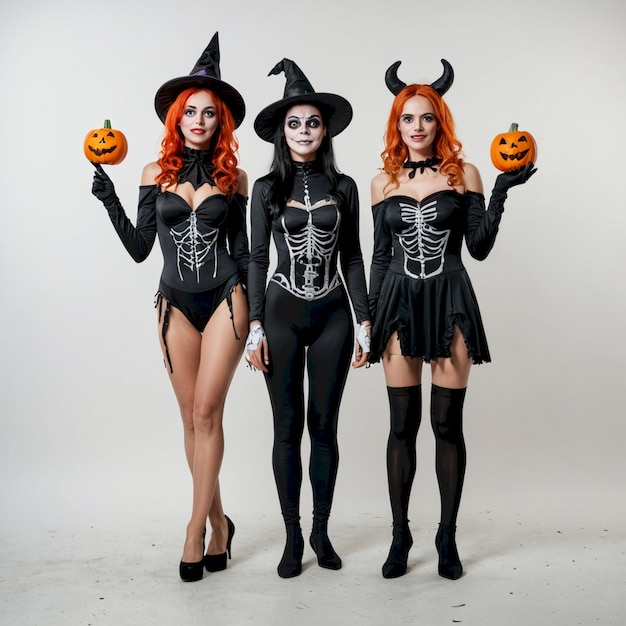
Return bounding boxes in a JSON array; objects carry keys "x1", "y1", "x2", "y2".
[
  {"x1": 310, "y1": 518, "x2": 342, "y2": 570},
  {"x1": 382, "y1": 523, "x2": 413, "y2": 579},
  {"x1": 435, "y1": 523, "x2": 463, "y2": 580},
  {"x1": 277, "y1": 523, "x2": 304, "y2": 578}
]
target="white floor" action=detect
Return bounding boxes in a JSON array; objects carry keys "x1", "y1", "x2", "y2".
[{"x1": 1, "y1": 507, "x2": 623, "y2": 626}]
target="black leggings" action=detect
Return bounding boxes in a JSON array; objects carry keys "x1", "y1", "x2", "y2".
[{"x1": 263, "y1": 282, "x2": 354, "y2": 525}]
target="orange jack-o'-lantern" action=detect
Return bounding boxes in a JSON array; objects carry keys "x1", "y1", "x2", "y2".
[
  {"x1": 84, "y1": 119, "x2": 128, "y2": 165},
  {"x1": 490, "y1": 123, "x2": 537, "y2": 172}
]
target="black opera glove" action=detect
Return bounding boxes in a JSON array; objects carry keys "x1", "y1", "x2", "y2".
[
  {"x1": 493, "y1": 162, "x2": 537, "y2": 195},
  {"x1": 91, "y1": 163, "x2": 157, "y2": 263},
  {"x1": 488, "y1": 162, "x2": 537, "y2": 214},
  {"x1": 466, "y1": 163, "x2": 536, "y2": 261},
  {"x1": 91, "y1": 163, "x2": 120, "y2": 208}
]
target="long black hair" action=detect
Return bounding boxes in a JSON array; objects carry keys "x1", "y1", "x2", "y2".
[{"x1": 266, "y1": 104, "x2": 344, "y2": 217}]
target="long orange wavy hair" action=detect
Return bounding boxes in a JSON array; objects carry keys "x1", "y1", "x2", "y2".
[
  {"x1": 381, "y1": 84, "x2": 464, "y2": 189},
  {"x1": 156, "y1": 88, "x2": 239, "y2": 196}
]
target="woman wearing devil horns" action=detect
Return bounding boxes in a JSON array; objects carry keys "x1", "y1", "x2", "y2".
[
  {"x1": 246, "y1": 59, "x2": 371, "y2": 578},
  {"x1": 90, "y1": 33, "x2": 248, "y2": 582},
  {"x1": 369, "y1": 60, "x2": 535, "y2": 579}
]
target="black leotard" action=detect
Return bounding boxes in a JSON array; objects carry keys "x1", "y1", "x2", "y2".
[
  {"x1": 103, "y1": 149, "x2": 249, "y2": 369},
  {"x1": 106, "y1": 185, "x2": 248, "y2": 292}
]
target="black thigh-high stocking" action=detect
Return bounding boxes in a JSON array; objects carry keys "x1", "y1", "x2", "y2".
[
  {"x1": 382, "y1": 385, "x2": 422, "y2": 578},
  {"x1": 386, "y1": 385, "x2": 422, "y2": 525},
  {"x1": 431, "y1": 383, "x2": 467, "y2": 580}
]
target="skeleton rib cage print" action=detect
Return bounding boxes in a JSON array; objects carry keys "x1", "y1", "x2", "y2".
[
  {"x1": 397, "y1": 199, "x2": 450, "y2": 279},
  {"x1": 169, "y1": 211, "x2": 219, "y2": 282},
  {"x1": 272, "y1": 205, "x2": 342, "y2": 301}
]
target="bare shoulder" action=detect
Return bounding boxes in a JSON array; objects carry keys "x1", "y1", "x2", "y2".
[
  {"x1": 141, "y1": 161, "x2": 161, "y2": 186},
  {"x1": 462, "y1": 162, "x2": 484, "y2": 194},
  {"x1": 371, "y1": 171, "x2": 389, "y2": 205},
  {"x1": 236, "y1": 168, "x2": 249, "y2": 196}
]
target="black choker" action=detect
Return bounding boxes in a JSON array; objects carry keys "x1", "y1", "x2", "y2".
[
  {"x1": 178, "y1": 147, "x2": 216, "y2": 189},
  {"x1": 403, "y1": 157, "x2": 442, "y2": 179}
]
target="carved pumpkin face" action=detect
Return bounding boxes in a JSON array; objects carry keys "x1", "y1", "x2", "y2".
[
  {"x1": 490, "y1": 123, "x2": 537, "y2": 172},
  {"x1": 84, "y1": 119, "x2": 128, "y2": 165}
]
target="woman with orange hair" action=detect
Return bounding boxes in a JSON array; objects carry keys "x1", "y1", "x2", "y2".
[
  {"x1": 91, "y1": 33, "x2": 248, "y2": 582},
  {"x1": 369, "y1": 60, "x2": 535, "y2": 580}
]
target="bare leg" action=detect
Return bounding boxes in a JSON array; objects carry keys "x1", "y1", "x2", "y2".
[
  {"x1": 381, "y1": 333, "x2": 423, "y2": 388},
  {"x1": 430, "y1": 326, "x2": 472, "y2": 389},
  {"x1": 157, "y1": 286, "x2": 247, "y2": 564}
]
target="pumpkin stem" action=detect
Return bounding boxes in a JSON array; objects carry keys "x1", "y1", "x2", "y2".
[
  {"x1": 509, "y1": 122, "x2": 518, "y2": 132},
  {"x1": 104, "y1": 119, "x2": 112, "y2": 129}
]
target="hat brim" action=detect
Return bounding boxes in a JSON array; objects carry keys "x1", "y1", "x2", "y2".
[
  {"x1": 154, "y1": 76, "x2": 246, "y2": 127},
  {"x1": 254, "y1": 93, "x2": 352, "y2": 142}
]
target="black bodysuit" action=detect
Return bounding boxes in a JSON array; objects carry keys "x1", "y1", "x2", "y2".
[
  {"x1": 248, "y1": 161, "x2": 369, "y2": 525},
  {"x1": 369, "y1": 189, "x2": 501, "y2": 363},
  {"x1": 104, "y1": 148, "x2": 249, "y2": 370}
]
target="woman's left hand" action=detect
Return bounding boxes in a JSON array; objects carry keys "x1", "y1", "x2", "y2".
[
  {"x1": 245, "y1": 324, "x2": 269, "y2": 372},
  {"x1": 494, "y1": 162, "x2": 537, "y2": 193}
]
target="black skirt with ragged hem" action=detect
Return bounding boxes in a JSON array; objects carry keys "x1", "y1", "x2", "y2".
[{"x1": 369, "y1": 268, "x2": 491, "y2": 365}]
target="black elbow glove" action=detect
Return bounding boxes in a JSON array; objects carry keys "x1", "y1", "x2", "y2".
[
  {"x1": 489, "y1": 162, "x2": 537, "y2": 211},
  {"x1": 92, "y1": 163, "x2": 121, "y2": 210}
]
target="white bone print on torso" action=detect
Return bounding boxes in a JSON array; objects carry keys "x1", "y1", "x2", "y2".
[
  {"x1": 272, "y1": 168, "x2": 341, "y2": 300},
  {"x1": 169, "y1": 211, "x2": 219, "y2": 282},
  {"x1": 396, "y1": 199, "x2": 449, "y2": 279}
]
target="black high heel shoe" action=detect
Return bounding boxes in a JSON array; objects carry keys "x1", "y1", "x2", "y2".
[
  {"x1": 204, "y1": 515, "x2": 235, "y2": 572},
  {"x1": 382, "y1": 523, "x2": 413, "y2": 579},
  {"x1": 435, "y1": 523, "x2": 463, "y2": 580},
  {"x1": 180, "y1": 527, "x2": 206, "y2": 582},
  {"x1": 310, "y1": 518, "x2": 342, "y2": 570},
  {"x1": 179, "y1": 558, "x2": 204, "y2": 582}
]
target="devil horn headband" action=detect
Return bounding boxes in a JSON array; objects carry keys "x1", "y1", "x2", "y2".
[{"x1": 385, "y1": 59, "x2": 454, "y2": 96}]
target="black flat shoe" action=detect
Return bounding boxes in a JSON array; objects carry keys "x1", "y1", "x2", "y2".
[{"x1": 204, "y1": 515, "x2": 235, "y2": 572}]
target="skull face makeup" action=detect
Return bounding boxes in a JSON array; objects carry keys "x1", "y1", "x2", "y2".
[{"x1": 283, "y1": 104, "x2": 327, "y2": 162}]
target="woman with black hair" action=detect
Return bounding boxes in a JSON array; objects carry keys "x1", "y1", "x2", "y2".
[{"x1": 246, "y1": 59, "x2": 371, "y2": 578}]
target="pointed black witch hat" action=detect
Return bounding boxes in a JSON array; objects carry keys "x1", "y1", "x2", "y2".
[
  {"x1": 385, "y1": 59, "x2": 454, "y2": 97},
  {"x1": 154, "y1": 32, "x2": 245, "y2": 127},
  {"x1": 254, "y1": 58, "x2": 353, "y2": 142}
]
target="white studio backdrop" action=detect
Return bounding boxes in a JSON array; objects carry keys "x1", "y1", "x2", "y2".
[{"x1": 0, "y1": 0, "x2": 624, "y2": 533}]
